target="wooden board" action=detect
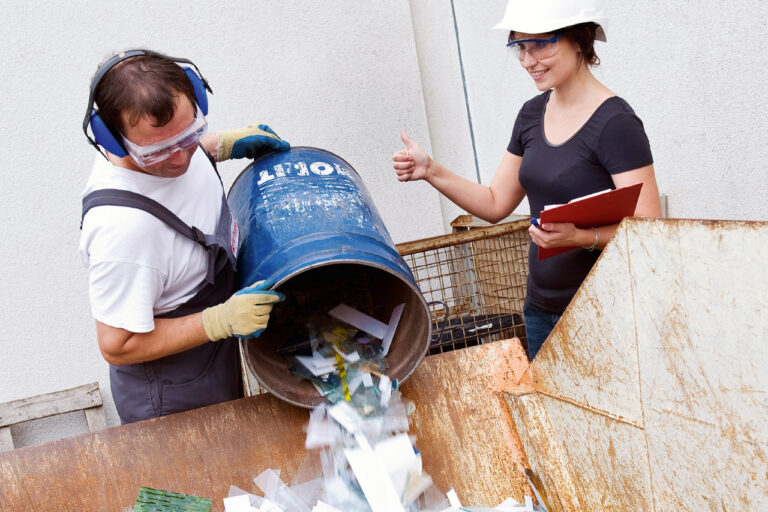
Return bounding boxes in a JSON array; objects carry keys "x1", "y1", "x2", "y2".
[
  {"x1": 0, "y1": 382, "x2": 107, "y2": 452},
  {"x1": 0, "y1": 382, "x2": 103, "y2": 428}
]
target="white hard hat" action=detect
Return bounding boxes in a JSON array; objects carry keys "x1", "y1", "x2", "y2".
[{"x1": 493, "y1": 0, "x2": 608, "y2": 42}]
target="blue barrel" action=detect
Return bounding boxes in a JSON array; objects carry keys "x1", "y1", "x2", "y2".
[{"x1": 228, "y1": 147, "x2": 431, "y2": 407}]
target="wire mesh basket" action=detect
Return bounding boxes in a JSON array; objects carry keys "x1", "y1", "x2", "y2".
[{"x1": 397, "y1": 215, "x2": 530, "y2": 355}]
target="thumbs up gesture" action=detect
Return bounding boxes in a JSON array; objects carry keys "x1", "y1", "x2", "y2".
[{"x1": 392, "y1": 130, "x2": 432, "y2": 182}]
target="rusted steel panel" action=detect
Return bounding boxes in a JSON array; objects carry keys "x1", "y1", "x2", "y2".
[
  {"x1": 627, "y1": 218, "x2": 768, "y2": 510},
  {"x1": 529, "y1": 228, "x2": 643, "y2": 425},
  {"x1": 0, "y1": 394, "x2": 310, "y2": 511},
  {"x1": 508, "y1": 392, "x2": 652, "y2": 512},
  {"x1": 401, "y1": 339, "x2": 532, "y2": 506},
  {"x1": 629, "y1": 219, "x2": 768, "y2": 442},
  {"x1": 396, "y1": 219, "x2": 530, "y2": 255},
  {"x1": 505, "y1": 392, "x2": 582, "y2": 512},
  {"x1": 0, "y1": 341, "x2": 532, "y2": 511},
  {"x1": 644, "y1": 407, "x2": 768, "y2": 510},
  {"x1": 449, "y1": 214, "x2": 530, "y2": 229},
  {"x1": 506, "y1": 218, "x2": 768, "y2": 511}
]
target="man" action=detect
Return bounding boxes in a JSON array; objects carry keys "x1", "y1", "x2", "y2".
[{"x1": 79, "y1": 49, "x2": 286, "y2": 424}]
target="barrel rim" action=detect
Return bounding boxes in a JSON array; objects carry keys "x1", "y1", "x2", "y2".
[{"x1": 244, "y1": 257, "x2": 433, "y2": 408}]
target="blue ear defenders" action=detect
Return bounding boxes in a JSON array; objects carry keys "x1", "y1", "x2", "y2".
[{"x1": 82, "y1": 49, "x2": 213, "y2": 159}]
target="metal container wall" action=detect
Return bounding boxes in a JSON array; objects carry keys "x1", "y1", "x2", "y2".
[
  {"x1": 228, "y1": 147, "x2": 431, "y2": 407},
  {"x1": 506, "y1": 218, "x2": 768, "y2": 511}
]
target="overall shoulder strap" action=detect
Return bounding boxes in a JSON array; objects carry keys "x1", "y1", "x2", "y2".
[
  {"x1": 81, "y1": 188, "x2": 208, "y2": 247},
  {"x1": 199, "y1": 144, "x2": 226, "y2": 189}
]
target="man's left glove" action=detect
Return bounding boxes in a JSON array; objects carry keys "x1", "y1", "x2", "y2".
[
  {"x1": 216, "y1": 124, "x2": 290, "y2": 161},
  {"x1": 201, "y1": 280, "x2": 285, "y2": 341}
]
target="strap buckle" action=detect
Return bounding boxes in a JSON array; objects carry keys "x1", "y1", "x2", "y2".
[{"x1": 191, "y1": 226, "x2": 207, "y2": 245}]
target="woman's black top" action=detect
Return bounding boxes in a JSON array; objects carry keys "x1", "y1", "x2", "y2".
[{"x1": 508, "y1": 90, "x2": 653, "y2": 314}]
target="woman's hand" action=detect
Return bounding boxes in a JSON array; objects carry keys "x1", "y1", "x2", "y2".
[
  {"x1": 392, "y1": 130, "x2": 432, "y2": 182},
  {"x1": 529, "y1": 222, "x2": 592, "y2": 249}
]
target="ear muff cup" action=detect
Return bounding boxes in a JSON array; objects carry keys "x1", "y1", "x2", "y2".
[
  {"x1": 90, "y1": 110, "x2": 127, "y2": 157},
  {"x1": 184, "y1": 67, "x2": 208, "y2": 116}
]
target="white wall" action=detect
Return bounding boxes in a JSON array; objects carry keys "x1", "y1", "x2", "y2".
[
  {"x1": 0, "y1": 1, "x2": 442, "y2": 444},
  {"x1": 406, "y1": 0, "x2": 479, "y2": 230},
  {"x1": 1, "y1": 0, "x2": 765, "y2": 446}
]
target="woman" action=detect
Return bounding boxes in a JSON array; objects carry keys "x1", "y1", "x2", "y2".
[{"x1": 392, "y1": 0, "x2": 661, "y2": 360}]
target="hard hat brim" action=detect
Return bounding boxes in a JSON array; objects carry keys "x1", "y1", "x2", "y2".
[{"x1": 493, "y1": 18, "x2": 607, "y2": 43}]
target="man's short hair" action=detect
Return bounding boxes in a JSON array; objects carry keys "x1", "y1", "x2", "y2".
[{"x1": 94, "y1": 53, "x2": 198, "y2": 136}]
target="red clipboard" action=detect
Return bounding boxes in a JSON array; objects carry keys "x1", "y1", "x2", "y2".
[{"x1": 536, "y1": 182, "x2": 643, "y2": 260}]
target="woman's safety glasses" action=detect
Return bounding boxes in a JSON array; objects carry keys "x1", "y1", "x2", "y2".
[
  {"x1": 507, "y1": 34, "x2": 563, "y2": 61},
  {"x1": 122, "y1": 106, "x2": 208, "y2": 167}
]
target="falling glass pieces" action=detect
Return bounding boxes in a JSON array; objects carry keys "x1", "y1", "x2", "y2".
[
  {"x1": 328, "y1": 303, "x2": 388, "y2": 339},
  {"x1": 228, "y1": 303, "x2": 545, "y2": 511}
]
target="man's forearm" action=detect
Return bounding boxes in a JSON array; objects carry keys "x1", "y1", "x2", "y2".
[{"x1": 97, "y1": 314, "x2": 210, "y2": 366}]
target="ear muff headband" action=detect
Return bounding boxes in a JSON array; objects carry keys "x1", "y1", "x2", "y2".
[{"x1": 82, "y1": 49, "x2": 213, "y2": 159}]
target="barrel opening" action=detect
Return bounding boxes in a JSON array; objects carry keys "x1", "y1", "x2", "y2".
[{"x1": 244, "y1": 262, "x2": 430, "y2": 408}]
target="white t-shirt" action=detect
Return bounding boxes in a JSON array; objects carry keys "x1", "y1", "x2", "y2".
[{"x1": 79, "y1": 148, "x2": 223, "y2": 333}]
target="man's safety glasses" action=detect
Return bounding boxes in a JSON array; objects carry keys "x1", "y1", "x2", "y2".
[
  {"x1": 122, "y1": 106, "x2": 208, "y2": 167},
  {"x1": 507, "y1": 34, "x2": 563, "y2": 61}
]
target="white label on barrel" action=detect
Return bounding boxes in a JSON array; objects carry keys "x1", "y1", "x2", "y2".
[
  {"x1": 310, "y1": 161, "x2": 334, "y2": 176},
  {"x1": 255, "y1": 160, "x2": 355, "y2": 188},
  {"x1": 257, "y1": 169, "x2": 275, "y2": 186},
  {"x1": 334, "y1": 163, "x2": 350, "y2": 177}
]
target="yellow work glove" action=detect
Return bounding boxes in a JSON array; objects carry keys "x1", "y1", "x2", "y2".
[
  {"x1": 216, "y1": 124, "x2": 290, "y2": 161},
  {"x1": 201, "y1": 280, "x2": 285, "y2": 341}
]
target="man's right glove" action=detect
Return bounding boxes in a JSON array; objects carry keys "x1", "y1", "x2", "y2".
[
  {"x1": 216, "y1": 124, "x2": 290, "y2": 161},
  {"x1": 201, "y1": 280, "x2": 285, "y2": 341}
]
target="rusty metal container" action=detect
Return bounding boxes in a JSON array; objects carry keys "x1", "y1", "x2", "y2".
[
  {"x1": 505, "y1": 217, "x2": 768, "y2": 511},
  {"x1": 0, "y1": 340, "x2": 533, "y2": 511},
  {"x1": 4, "y1": 218, "x2": 764, "y2": 512}
]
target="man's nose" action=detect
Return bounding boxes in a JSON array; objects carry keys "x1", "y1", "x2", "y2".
[{"x1": 166, "y1": 148, "x2": 188, "y2": 165}]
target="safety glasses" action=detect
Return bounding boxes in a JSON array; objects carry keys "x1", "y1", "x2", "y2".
[
  {"x1": 507, "y1": 34, "x2": 563, "y2": 61},
  {"x1": 122, "y1": 105, "x2": 208, "y2": 167}
]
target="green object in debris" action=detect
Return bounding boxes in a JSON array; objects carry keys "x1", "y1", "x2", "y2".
[{"x1": 134, "y1": 487, "x2": 212, "y2": 511}]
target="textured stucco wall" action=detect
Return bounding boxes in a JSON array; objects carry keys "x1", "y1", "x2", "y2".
[
  {"x1": 0, "y1": 1, "x2": 441, "y2": 444},
  {"x1": 412, "y1": 0, "x2": 768, "y2": 221},
  {"x1": 406, "y1": 0, "x2": 479, "y2": 230}
]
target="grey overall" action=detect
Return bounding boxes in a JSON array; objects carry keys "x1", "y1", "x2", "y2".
[{"x1": 81, "y1": 173, "x2": 242, "y2": 424}]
